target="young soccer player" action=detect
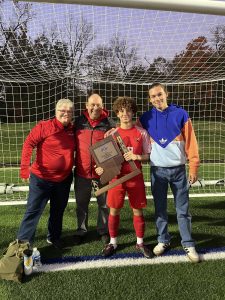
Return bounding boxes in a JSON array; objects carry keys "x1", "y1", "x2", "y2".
[
  {"x1": 95, "y1": 96, "x2": 153, "y2": 258},
  {"x1": 139, "y1": 83, "x2": 200, "y2": 263}
]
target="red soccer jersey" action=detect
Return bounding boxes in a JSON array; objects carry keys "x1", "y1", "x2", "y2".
[
  {"x1": 107, "y1": 125, "x2": 150, "y2": 209},
  {"x1": 113, "y1": 125, "x2": 151, "y2": 175}
]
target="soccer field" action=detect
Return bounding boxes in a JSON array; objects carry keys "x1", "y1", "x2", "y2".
[
  {"x1": 0, "y1": 0, "x2": 225, "y2": 297},
  {"x1": 0, "y1": 198, "x2": 225, "y2": 299}
]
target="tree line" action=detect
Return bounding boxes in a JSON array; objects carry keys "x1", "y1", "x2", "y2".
[{"x1": 0, "y1": 1, "x2": 225, "y2": 122}]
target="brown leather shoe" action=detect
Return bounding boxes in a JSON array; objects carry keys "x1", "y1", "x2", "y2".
[
  {"x1": 102, "y1": 243, "x2": 116, "y2": 257},
  {"x1": 136, "y1": 243, "x2": 154, "y2": 259}
]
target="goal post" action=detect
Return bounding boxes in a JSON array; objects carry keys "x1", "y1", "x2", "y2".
[{"x1": 0, "y1": 0, "x2": 225, "y2": 200}]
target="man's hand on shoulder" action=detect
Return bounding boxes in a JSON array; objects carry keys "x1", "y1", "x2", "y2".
[{"x1": 104, "y1": 128, "x2": 115, "y2": 138}]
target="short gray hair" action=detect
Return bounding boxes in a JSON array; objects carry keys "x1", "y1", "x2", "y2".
[{"x1": 55, "y1": 98, "x2": 74, "y2": 113}]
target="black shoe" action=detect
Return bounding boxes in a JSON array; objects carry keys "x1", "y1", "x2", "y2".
[
  {"x1": 73, "y1": 235, "x2": 84, "y2": 245},
  {"x1": 46, "y1": 238, "x2": 63, "y2": 250},
  {"x1": 136, "y1": 243, "x2": 154, "y2": 259},
  {"x1": 102, "y1": 243, "x2": 116, "y2": 257},
  {"x1": 101, "y1": 234, "x2": 110, "y2": 244}
]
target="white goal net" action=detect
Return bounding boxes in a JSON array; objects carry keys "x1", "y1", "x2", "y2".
[{"x1": 0, "y1": 0, "x2": 225, "y2": 200}]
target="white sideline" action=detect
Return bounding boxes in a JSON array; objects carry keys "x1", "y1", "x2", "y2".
[
  {"x1": 1, "y1": 193, "x2": 225, "y2": 206},
  {"x1": 38, "y1": 251, "x2": 225, "y2": 273}
]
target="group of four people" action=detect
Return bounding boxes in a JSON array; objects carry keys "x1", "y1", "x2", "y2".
[{"x1": 16, "y1": 82, "x2": 200, "y2": 263}]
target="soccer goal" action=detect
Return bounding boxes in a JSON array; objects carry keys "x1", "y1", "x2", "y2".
[{"x1": 0, "y1": 0, "x2": 225, "y2": 201}]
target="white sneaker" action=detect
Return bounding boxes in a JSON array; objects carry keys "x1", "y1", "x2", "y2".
[
  {"x1": 183, "y1": 247, "x2": 200, "y2": 263},
  {"x1": 153, "y1": 242, "x2": 170, "y2": 256}
]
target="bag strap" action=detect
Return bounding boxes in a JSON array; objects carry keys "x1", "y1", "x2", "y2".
[
  {"x1": 2, "y1": 240, "x2": 30, "y2": 258},
  {"x1": 2, "y1": 240, "x2": 18, "y2": 256}
]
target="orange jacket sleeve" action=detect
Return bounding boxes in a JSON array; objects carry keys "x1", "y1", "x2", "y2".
[{"x1": 182, "y1": 119, "x2": 200, "y2": 174}]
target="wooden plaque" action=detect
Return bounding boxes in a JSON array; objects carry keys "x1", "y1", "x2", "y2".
[
  {"x1": 90, "y1": 132, "x2": 141, "y2": 196},
  {"x1": 90, "y1": 135, "x2": 124, "y2": 185}
]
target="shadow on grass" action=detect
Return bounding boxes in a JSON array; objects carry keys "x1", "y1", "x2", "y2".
[
  {"x1": 22, "y1": 271, "x2": 42, "y2": 283},
  {"x1": 194, "y1": 232, "x2": 225, "y2": 249},
  {"x1": 148, "y1": 230, "x2": 225, "y2": 250},
  {"x1": 206, "y1": 219, "x2": 225, "y2": 226},
  {"x1": 194, "y1": 200, "x2": 225, "y2": 210},
  {"x1": 37, "y1": 244, "x2": 64, "y2": 260},
  {"x1": 148, "y1": 212, "x2": 225, "y2": 227},
  {"x1": 116, "y1": 241, "x2": 155, "y2": 253},
  {"x1": 167, "y1": 232, "x2": 225, "y2": 250}
]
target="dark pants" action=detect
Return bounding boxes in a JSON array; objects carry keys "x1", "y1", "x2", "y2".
[
  {"x1": 17, "y1": 172, "x2": 73, "y2": 243},
  {"x1": 74, "y1": 174, "x2": 109, "y2": 236}
]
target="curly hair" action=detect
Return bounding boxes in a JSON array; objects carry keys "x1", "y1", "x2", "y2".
[{"x1": 113, "y1": 96, "x2": 137, "y2": 115}]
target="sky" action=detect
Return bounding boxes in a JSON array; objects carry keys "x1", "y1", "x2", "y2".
[{"x1": 1, "y1": 1, "x2": 225, "y2": 64}]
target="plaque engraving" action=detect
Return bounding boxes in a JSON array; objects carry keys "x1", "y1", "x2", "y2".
[{"x1": 90, "y1": 132, "x2": 141, "y2": 196}]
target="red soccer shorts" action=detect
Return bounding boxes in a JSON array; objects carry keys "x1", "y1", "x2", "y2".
[{"x1": 107, "y1": 173, "x2": 147, "y2": 209}]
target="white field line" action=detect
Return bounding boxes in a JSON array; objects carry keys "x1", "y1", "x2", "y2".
[
  {"x1": 38, "y1": 251, "x2": 225, "y2": 273},
  {"x1": 1, "y1": 177, "x2": 224, "y2": 194},
  {"x1": 1, "y1": 193, "x2": 225, "y2": 206}
]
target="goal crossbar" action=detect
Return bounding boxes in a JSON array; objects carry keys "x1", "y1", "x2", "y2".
[{"x1": 24, "y1": 0, "x2": 225, "y2": 16}]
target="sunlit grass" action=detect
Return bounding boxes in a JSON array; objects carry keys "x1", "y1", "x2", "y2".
[{"x1": 0, "y1": 198, "x2": 225, "y2": 299}]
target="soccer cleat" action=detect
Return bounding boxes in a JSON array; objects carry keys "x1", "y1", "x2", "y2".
[
  {"x1": 153, "y1": 242, "x2": 170, "y2": 256},
  {"x1": 102, "y1": 243, "x2": 116, "y2": 257},
  {"x1": 136, "y1": 243, "x2": 154, "y2": 259},
  {"x1": 46, "y1": 238, "x2": 63, "y2": 250},
  {"x1": 183, "y1": 247, "x2": 200, "y2": 263}
]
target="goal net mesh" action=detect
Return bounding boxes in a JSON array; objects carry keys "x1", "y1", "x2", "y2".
[{"x1": 0, "y1": 1, "x2": 225, "y2": 200}]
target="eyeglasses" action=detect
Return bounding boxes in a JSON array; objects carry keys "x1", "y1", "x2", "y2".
[{"x1": 57, "y1": 110, "x2": 73, "y2": 114}]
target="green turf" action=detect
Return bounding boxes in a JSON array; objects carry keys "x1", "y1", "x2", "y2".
[
  {"x1": 1, "y1": 262, "x2": 225, "y2": 300},
  {"x1": 0, "y1": 198, "x2": 225, "y2": 299},
  {"x1": 0, "y1": 122, "x2": 34, "y2": 165},
  {"x1": 1, "y1": 120, "x2": 224, "y2": 165}
]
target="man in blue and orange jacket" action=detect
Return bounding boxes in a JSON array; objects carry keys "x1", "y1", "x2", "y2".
[{"x1": 140, "y1": 82, "x2": 200, "y2": 263}]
